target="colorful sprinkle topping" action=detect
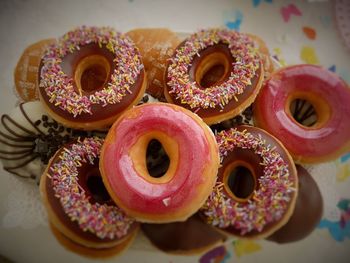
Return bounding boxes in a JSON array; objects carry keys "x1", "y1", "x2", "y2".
[
  {"x1": 166, "y1": 28, "x2": 260, "y2": 110},
  {"x1": 201, "y1": 128, "x2": 296, "y2": 235},
  {"x1": 39, "y1": 26, "x2": 143, "y2": 117},
  {"x1": 48, "y1": 137, "x2": 134, "y2": 240}
]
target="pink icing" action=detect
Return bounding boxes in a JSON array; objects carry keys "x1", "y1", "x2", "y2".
[
  {"x1": 102, "y1": 104, "x2": 212, "y2": 215},
  {"x1": 255, "y1": 64, "x2": 350, "y2": 159}
]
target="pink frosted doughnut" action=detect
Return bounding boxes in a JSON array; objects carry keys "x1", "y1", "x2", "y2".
[
  {"x1": 100, "y1": 103, "x2": 219, "y2": 223},
  {"x1": 254, "y1": 64, "x2": 350, "y2": 163}
]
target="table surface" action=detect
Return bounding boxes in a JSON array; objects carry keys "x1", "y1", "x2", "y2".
[{"x1": 0, "y1": 0, "x2": 350, "y2": 262}]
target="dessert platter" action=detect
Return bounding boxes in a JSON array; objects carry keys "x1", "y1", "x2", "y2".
[{"x1": 0, "y1": 2, "x2": 350, "y2": 263}]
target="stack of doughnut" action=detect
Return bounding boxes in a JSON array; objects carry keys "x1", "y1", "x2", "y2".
[{"x1": 1, "y1": 25, "x2": 349, "y2": 258}]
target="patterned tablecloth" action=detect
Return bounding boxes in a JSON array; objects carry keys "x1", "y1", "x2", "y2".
[{"x1": 0, "y1": 0, "x2": 349, "y2": 262}]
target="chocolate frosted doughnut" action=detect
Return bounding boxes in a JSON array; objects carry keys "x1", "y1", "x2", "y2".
[
  {"x1": 200, "y1": 126, "x2": 298, "y2": 239},
  {"x1": 40, "y1": 137, "x2": 139, "y2": 249},
  {"x1": 165, "y1": 28, "x2": 263, "y2": 125},
  {"x1": 39, "y1": 26, "x2": 147, "y2": 130}
]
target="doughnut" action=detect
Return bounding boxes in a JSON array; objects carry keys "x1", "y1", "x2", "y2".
[
  {"x1": 253, "y1": 64, "x2": 350, "y2": 163},
  {"x1": 40, "y1": 137, "x2": 139, "y2": 249},
  {"x1": 267, "y1": 165, "x2": 323, "y2": 243},
  {"x1": 126, "y1": 28, "x2": 181, "y2": 100},
  {"x1": 50, "y1": 223, "x2": 136, "y2": 258},
  {"x1": 164, "y1": 28, "x2": 264, "y2": 125},
  {"x1": 38, "y1": 26, "x2": 147, "y2": 130},
  {"x1": 141, "y1": 214, "x2": 226, "y2": 254},
  {"x1": 200, "y1": 126, "x2": 298, "y2": 239},
  {"x1": 14, "y1": 38, "x2": 56, "y2": 101},
  {"x1": 0, "y1": 101, "x2": 77, "y2": 182},
  {"x1": 100, "y1": 102, "x2": 220, "y2": 223}
]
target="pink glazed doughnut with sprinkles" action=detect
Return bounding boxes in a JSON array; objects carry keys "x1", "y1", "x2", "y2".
[
  {"x1": 40, "y1": 137, "x2": 139, "y2": 249},
  {"x1": 200, "y1": 126, "x2": 298, "y2": 239},
  {"x1": 38, "y1": 26, "x2": 147, "y2": 130},
  {"x1": 165, "y1": 28, "x2": 264, "y2": 125}
]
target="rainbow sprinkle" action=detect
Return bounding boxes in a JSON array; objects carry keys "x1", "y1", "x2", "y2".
[
  {"x1": 47, "y1": 137, "x2": 134, "y2": 240},
  {"x1": 166, "y1": 28, "x2": 260, "y2": 110},
  {"x1": 201, "y1": 128, "x2": 296, "y2": 235},
  {"x1": 39, "y1": 26, "x2": 143, "y2": 117}
]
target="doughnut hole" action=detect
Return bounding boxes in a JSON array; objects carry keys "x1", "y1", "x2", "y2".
[
  {"x1": 286, "y1": 92, "x2": 331, "y2": 129},
  {"x1": 223, "y1": 161, "x2": 256, "y2": 201},
  {"x1": 188, "y1": 43, "x2": 234, "y2": 89},
  {"x1": 74, "y1": 55, "x2": 110, "y2": 93},
  {"x1": 146, "y1": 139, "x2": 170, "y2": 178},
  {"x1": 196, "y1": 52, "x2": 231, "y2": 89},
  {"x1": 80, "y1": 166, "x2": 112, "y2": 204},
  {"x1": 129, "y1": 131, "x2": 179, "y2": 184},
  {"x1": 289, "y1": 99, "x2": 318, "y2": 127}
]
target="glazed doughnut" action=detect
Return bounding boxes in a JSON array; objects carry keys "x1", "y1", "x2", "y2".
[
  {"x1": 126, "y1": 28, "x2": 181, "y2": 100},
  {"x1": 100, "y1": 103, "x2": 219, "y2": 223},
  {"x1": 0, "y1": 101, "x2": 76, "y2": 182},
  {"x1": 141, "y1": 213, "x2": 226, "y2": 254},
  {"x1": 253, "y1": 64, "x2": 350, "y2": 163},
  {"x1": 165, "y1": 28, "x2": 264, "y2": 125},
  {"x1": 38, "y1": 26, "x2": 147, "y2": 130},
  {"x1": 40, "y1": 137, "x2": 139, "y2": 249},
  {"x1": 267, "y1": 165, "x2": 323, "y2": 243},
  {"x1": 50, "y1": 223, "x2": 137, "y2": 258},
  {"x1": 14, "y1": 38, "x2": 56, "y2": 101},
  {"x1": 200, "y1": 126, "x2": 298, "y2": 239}
]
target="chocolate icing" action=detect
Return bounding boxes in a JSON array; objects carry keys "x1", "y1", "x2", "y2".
[
  {"x1": 45, "y1": 145, "x2": 137, "y2": 243},
  {"x1": 38, "y1": 43, "x2": 145, "y2": 123},
  {"x1": 209, "y1": 126, "x2": 297, "y2": 237},
  {"x1": 141, "y1": 214, "x2": 226, "y2": 252},
  {"x1": 267, "y1": 165, "x2": 323, "y2": 243},
  {"x1": 165, "y1": 42, "x2": 262, "y2": 119}
]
